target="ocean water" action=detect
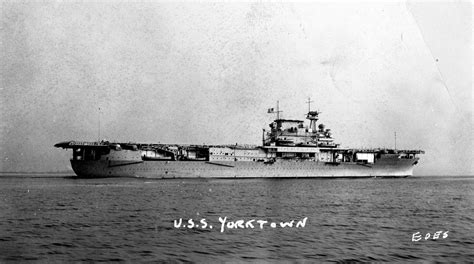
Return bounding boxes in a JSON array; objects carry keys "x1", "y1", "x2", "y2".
[{"x1": 0, "y1": 175, "x2": 473, "y2": 262}]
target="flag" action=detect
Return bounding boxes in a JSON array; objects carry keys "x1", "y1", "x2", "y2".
[{"x1": 267, "y1": 108, "x2": 275, "y2": 113}]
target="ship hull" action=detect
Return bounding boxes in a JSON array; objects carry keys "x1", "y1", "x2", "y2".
[{"x1": 71, "y1": 157, "x2": 418, "y2": 178}]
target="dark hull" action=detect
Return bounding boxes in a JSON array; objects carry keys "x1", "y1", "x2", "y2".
[{"x1": 71, "y1": 157, "x2": 418, "y2": 178}]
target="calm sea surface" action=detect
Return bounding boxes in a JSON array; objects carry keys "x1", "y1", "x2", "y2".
[{"x1": 0, "y1": 175, "x2": 473, "y2": 262}]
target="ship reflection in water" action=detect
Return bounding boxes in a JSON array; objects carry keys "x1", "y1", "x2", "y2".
[
  {"x1": 54, "y1": 100, "x2": 424, "y2": 178},
  {"x1": 0, "y1": 175, "x2": 472, "y2": 262}
]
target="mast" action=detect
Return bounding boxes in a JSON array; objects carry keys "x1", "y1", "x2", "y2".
[
  {"x1": 394, "y1": 131, "x2": 397, "y2": 150},
  {"x1": 268, "y1": 101, "x2": 282, "y2": 120},
  {"x1": 98, "y1": 107, "x2": 101, "y2": 142},
  {"x1": 306, "y1": 97, "x2": 319, "y2": 132},
  {"x1": 306, "y1": 97, "x2": 314, "y2": 112},
  {"x1": 277, "y1": 100, "x2": 280, "y2": 120}
]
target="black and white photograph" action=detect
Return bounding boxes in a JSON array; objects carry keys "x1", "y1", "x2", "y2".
[{"x1": 1, "y1": 0, "x2": 472, "y2": 262}]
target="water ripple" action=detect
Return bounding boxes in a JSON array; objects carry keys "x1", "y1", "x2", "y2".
[{"x1": 0, "y1": 176, "x2": 472, "y2": 262}]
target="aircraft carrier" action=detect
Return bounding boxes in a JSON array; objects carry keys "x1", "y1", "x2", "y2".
[{"x1": 54, "y1": 101, "x2": 424, "y2": 178}]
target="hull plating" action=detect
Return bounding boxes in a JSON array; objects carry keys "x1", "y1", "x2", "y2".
[{"x1": 71, "y1": 158, "x2": 417, "y2": 178}]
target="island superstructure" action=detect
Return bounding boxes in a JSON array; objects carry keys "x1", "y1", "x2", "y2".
[{"x1": 55, "y1": 101, "x2": 424, "y2": 178}]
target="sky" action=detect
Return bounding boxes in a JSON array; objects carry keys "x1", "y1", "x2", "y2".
[{"x1": 0, "y1": 1, "x2": 472, "y2": 176}]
